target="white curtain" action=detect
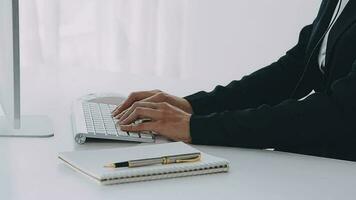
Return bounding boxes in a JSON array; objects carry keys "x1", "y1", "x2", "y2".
[{"x1": 20, "y1": 0, "x2": 188, "y2": 78}]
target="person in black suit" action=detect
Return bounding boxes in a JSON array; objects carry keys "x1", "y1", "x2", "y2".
[{"x1": 112, "y1": 0, "x2": 356, "y2": 161}]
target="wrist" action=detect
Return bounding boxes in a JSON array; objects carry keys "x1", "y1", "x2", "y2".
[
  {"x1": 182, "y1": 99, "x2": 193, "y2": 114},
  {"x1": 183, "y1": 113, "x2": 192, "y2": 143}
]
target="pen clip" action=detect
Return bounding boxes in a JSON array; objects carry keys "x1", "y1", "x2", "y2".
[{"x1": 175, "y1": 154, "x2": 201, "y2": 163}]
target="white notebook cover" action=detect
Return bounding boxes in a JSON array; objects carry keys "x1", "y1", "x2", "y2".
[{"x1": 58, "y1": 142, "x2": 229, "y2": 185}]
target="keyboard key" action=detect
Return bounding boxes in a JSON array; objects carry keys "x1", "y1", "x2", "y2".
[
  {"x1": 116, "y1": 130, "x2": 128, "y2": 136},
  {"x1": 140, "y1": 133, "x2": 153, "y2": 139},
  {"x1": 87, "y1": 127, "x2": 95, "y2": 134},
  {"x1": 95, "y1": 130, "x2": 106, "y2": 135},
  {"x1": 128, "y1": 132, "x2": 140, "y2": 138},
  {"x1": 104, "y1": 123, "x2": 116, "y2": 128},
  {"x1": 107, "y1": 129, "x2": 118, "y2": 136}
]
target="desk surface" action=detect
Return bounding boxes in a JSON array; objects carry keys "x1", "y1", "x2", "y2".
[{"x1": 1, "y1": 67, "x2": 356, "y2": 200}]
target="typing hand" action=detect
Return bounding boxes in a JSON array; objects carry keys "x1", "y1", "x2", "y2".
[
  {"x1": 111, "y1": 90, "x2": 193, "y2": 119},
  {"x1": 118, "y1": 102, "x2": 192, "y2": 143}
]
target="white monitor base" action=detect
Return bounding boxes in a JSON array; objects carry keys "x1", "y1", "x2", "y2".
[{"x1": 0, "y1": 115, "x2": 54, "y2": 137}]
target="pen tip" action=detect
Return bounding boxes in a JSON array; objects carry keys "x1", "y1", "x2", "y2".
[{"x1": 104, "y1": 163, "x2": 115, "y2": 168}]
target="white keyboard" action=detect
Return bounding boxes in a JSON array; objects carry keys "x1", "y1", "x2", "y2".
[{"x1": 71, "y1": 101, "x2": 155, "y2": 144}]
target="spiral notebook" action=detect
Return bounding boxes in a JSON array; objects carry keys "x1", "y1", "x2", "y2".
[{"x1": 58, "y1": 142, "x2": 229, "y2": 185}]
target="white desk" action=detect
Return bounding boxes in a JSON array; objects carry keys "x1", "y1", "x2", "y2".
[{"x1": 1, "y1": 67, "x2": 356, "y2": 200}]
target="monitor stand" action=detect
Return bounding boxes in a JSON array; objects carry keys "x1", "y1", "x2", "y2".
[{"x1": 0, "y1": 115, "x2": 54, "y2": 137}]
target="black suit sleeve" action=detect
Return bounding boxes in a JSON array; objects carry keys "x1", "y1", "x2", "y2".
[
  {"x1": 184, "y1": 24, "x2": 314, "y2": 115},
  {"x1": 189, "y1": 60, "x2": 356, "y2": 151}
]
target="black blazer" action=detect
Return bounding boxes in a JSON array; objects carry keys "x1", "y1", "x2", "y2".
[{"x1": 185, "y1": 0, "x2": 356, "y2": 161}]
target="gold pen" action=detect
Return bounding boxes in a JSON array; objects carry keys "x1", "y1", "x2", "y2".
[{"x1": 104, "y1": 153, "x2": 201, "y2": 168}]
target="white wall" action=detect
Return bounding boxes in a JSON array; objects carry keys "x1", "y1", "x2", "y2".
[
  {"x1": 181, "y1": 0, "x2": 320, "y2": 87},
  {"x1": 20, "y1": 0, "x2": 321, "y2": 91}
]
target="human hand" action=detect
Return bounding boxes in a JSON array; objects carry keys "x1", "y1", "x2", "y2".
[
  {"x1": 111, "y1": 90, "x2": 193, "y2": 119},
  {"x1": 118, "y1": 102, "x2": 192, "y2": 143}
]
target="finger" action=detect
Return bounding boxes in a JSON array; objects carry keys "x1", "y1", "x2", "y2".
[
  {"x1": 111, "y1": 103, "x2": 123, "y2": 114},
  {"x1": 111, "y1": 91, "x2": 150, "y2": 117},
  {"x1": 119, "y1": 102, "x2": 159, "y2": 122},
  {"x1": 120, "y1": 107, "x2": 162, "y2": 125},
  {"x1": 115, "y1": 108, "x2": 128, "y2": 119},
  {"x1": 140, "y1": 92, "x2": 169, "y2": 104},
  {"x1": 111, "y1": 97, "x2": 136, "y2": 117},
  {"x1": 111, "y1": 90, "x2": 160, "y2": 117},
  {"x1": 115, "y1": 93, "x2": 165, "y2": 118},
  {"x1": 116, "y1": 93, "x2": 167, "y2": 119},
  {"x1": 120, "y1": 122, "x2": 159, "y2": 133}
]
